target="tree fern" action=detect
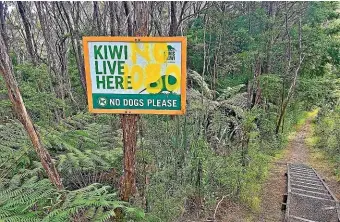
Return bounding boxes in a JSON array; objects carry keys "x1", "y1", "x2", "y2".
[
  {"x1": 42, "y1": 183, "x2": 134, "y2": 222},
  {"x1": 0, "y1": 114, "x2": 144, "y2": 222},
  {"x1": 0, "y1": 179, "x2": 142, "y2": 222}
]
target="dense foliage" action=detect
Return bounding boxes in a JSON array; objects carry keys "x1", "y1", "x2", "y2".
[
  {"x1": 0, "y1": 1, "x2": 339, "y2": 221},
  {"x1": 313, "y1": 77, "x2": 340, "y2": 180}
]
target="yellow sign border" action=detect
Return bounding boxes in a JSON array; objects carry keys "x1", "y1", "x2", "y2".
[{"x1": 83, "y1": 36, "x2": 187, "y2": 115}]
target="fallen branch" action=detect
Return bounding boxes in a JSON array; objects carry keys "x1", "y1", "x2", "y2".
[{"x1": 213, "y1": 195, "x2": 230, "y2": 221}]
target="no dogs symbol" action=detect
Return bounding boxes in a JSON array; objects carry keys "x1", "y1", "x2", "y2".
[{"x1": 98, "y1": 97, "x2": 107, "y2": 107}]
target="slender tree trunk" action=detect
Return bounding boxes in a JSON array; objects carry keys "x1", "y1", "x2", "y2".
[
  {"x1": 254, "y1": 56, "x2": 262, "y2": 105},
  {"x1": 17, "y1": 1, "x2": 36, "y2": 65},
  {"x1": 0, "y1": 32, "x2": 63, "y2": 190},
  {"x1": 201, "y1": 15, "x2": 207, "y2": 104},
  {"x1": 123, "y1": 1, "x2": 133, "y2": 36},
  {"x1": 115, "y1": 3, "x2": 121, "y2": 35},
  {"x1": 60, "y1": 2, "x2": 87, "y2": 95},
  {"x1": 35, "y1": 2, "x2": 61, "y2": 121},
  {"x1": 92, "y1": 2, "x2": 101, "y2": 35},
  {"x1": 109, "y1": 2, "x2": 116, "y2": 36},
  {"x1": 169, "y1": 2, "x2": 178, "y2": 36},
  {"x1": 0, "y1": 2, "x2": 8, "y2": 48},
  {"x1": 266, "y1": 2, "x2": 275, "y2": 74},
  {"x1": 276, "y1": 8, "x2": 304, "y2": 134},
  {"x1": 212, "y1": 32, "x2": 222, "y2": 99}
]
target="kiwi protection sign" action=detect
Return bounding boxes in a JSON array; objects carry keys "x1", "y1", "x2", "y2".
[{"x1": 83, "y1": 37, "x2": 187, "y2": 115}]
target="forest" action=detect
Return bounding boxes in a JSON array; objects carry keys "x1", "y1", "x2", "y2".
[{"x1": 0, "y1": 1, "x2": 339, "y2": 222}]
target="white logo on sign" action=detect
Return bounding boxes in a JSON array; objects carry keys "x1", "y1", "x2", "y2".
[{"x1": 98, "y1": 97, "x2": 107, "y2": 106}]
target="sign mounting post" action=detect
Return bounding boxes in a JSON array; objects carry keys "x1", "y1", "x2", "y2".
[{"x1": 83, "y1": 36, "x2": 187, "y2": 204}]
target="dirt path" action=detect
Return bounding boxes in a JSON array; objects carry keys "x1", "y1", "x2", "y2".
[
  {"x1": 258, "y1": 117, "x2": 340, "y2": 221},
  {"x1": 183, "y1": 117, "x2": 340, "y2": 222},
  {"x1": 257, "y1": 119, "x2": 312, "y2": 221}
]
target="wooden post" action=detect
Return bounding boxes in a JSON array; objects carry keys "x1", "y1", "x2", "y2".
[
  {"x1": 120, "y1": 114, "x2": 139, "y2": 201},
  {"x1": 119, "y1": 0, "x2": 148, "y2": 204},
  {"x1": 114, "y1": 2, "x2": 149, "y2": 220}
]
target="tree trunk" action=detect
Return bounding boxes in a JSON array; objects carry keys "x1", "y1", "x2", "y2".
[
  {"x1": 17, "y1": 1, "x2": 36, "y2": 65},
  {"x1": 201, "y1": 15, "x2": 207, "y2": 104},
  {"x1": 60, "y1": 2, "x2": 87, "y2": 95},
  {"x1": 0, "y1": 2, "x2": 8, "y2": 48},
  {"x1": 276, "y1": 9, "x2": 304, "y2": 134},
  {"x1": 0, "y1": 31, "x2": 63, "y2": 190},
  {"x1": 123, "y1": 1, "x2": 133, "y2": 36},
  {"x1": 254, "y1": 56, "x2": 262, "y2": 106},
  {"x1": 35, "y1": 2, "x2": 62, "y2": 121},
  {"x1": 92, "y1": 2, "x2": 101, "y2": 35},
  {"x1": 169, "y1": 2, "x2": 178, "y2": 36},
  {"x1": 212, "y1": 32, "x2": 222, "y2": 99},
  {"x1": 109, "y1": 2, "x2": 116, "y2": 36}
]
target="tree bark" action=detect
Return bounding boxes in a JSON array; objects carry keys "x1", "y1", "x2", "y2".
[
  {"x1": 264, "y1": 2, "x2": 275, "y2": 74},
  {"x1": 0, "y1": 31, "x2": 63, "y2": 190},
  {"x1": 92, "y1": 2, "x2": 101, "y2": 35},
  {"x1": 120, "y1": 114, "x2": 138, "y2": 201},
  {"x1": 123, "y1": 1, "x2": 133, "y2": 36},
  {"x1": 35, "y1": 2, "x2": 61, "y2": 121},
  {"x1": 0, "y1": 2, "x2": 8, "y2": 48},
  {"x1": 212, "y1": 32, "x2": 222, "y2": 99},
  {"x1": 201, "y1": 15, "x2": 207, "y2": 104},
  {"x1": 17, "y1": 1, "x2": 36, "y2": 65},
  {"x1": 169, "y1": 2, "x2": 178, "y2": 36},
  {"x1": 109, "y1": 2, "x2": 116, "y2": 36},
  {"x1": 59, "y1": 2, "x2": 87, "y2": 95}
]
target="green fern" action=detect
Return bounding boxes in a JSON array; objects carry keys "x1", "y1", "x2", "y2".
[{"x1": 0, "y1": 115, "x2": 143, "y2": 222}]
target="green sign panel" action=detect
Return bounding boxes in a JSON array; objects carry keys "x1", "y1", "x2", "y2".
[{"x1": 83, "y1": 37, "x2": 187, "y2": 115}]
